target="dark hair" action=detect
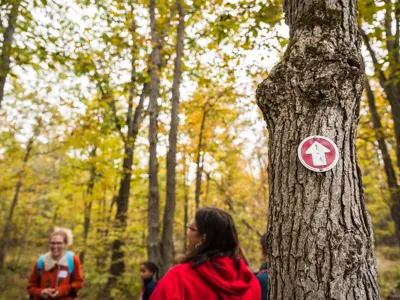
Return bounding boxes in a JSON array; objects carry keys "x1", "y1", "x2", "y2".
[
  {"x1": 50, "y1": 230, "x2": 68, "y2": 245},
  {"x1": 141, "y1": 261, "x2": 159, "y2": 280},
  {"x1": 260, "y1": 233, "x2": 268, "y2": 256},
  {"x1": 184, "y1": 207, "x2": 241, "y2": 268}
]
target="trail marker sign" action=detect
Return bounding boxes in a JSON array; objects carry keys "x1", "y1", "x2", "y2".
[{"x1": 298, "y1": 136, "x2": 339, "y2": 172}]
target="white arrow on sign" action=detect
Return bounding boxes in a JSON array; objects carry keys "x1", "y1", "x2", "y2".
[{"x1": 305, "y1": 141, "x2": 330, "y2": 166}]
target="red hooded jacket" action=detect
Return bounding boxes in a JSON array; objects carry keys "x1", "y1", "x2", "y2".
[{"x1": 150, "y1": 256, "x2": 261, "y2": 300}]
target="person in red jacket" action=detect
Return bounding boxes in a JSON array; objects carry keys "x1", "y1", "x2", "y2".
[
  {"x1": 150, "y1": 206, "x2": 261, "y2": 300},
  {"x1": 27, "y1": 230, "x2": 83, "y2": 299}
]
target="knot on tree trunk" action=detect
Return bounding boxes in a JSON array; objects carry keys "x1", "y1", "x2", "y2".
[{"x1": 256, "y1": 29, "x2": 363, "y2": 126}]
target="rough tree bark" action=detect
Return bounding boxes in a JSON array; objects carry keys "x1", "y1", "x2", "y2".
[
  {"x1": 0, "y1": 0, "x2": 21, "y2": 107},
  {"x1": 161, "y1": 0, "x2": 185, "y2": 276},
  {"x1": 256, "y1": 0, "x2": 381, "y2": 299},
  {"x1": 364, "y1": 78, "x2": 400, "y2": 244}
]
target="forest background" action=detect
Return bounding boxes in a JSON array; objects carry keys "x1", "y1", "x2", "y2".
[{"x1": 0, "y1": 0, "x2": 399, "y2": 299}]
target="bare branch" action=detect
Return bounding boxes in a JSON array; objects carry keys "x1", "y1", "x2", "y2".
[
  {"x1": 204, "y1": 171, "x2": 263, "y2": 237},
  {"x1": 131, "y1": 82, "x2": 149, "y2": 139},
  {"x1": 127, "y1": 4, "x2": 139, "y2": 134},
  {"x1": 395, "y1": 1, "x2": 400, "y2": 63},
  {"x1": 160, "y1": 0, "x2": 179, "y2": 49},
  {"x1": 107, "y1": 96, "x2": 126, "y2": 145},
  {"x1": 360, "y1": 27, "x2": 388, "y2": 88},
  {"x1": 384, "y1": 0, "x2": 395, "y2": 52},
  {"x1": 242, "y1": 219, "x2": 263, "y2": 237},
  {"x1": 0, "y1": 0, "x2": 8, "y2": 29},
  {"x1": 92, "y1": 66, "x2": 126, "y2": 145},
  {"x1": 31, "y1": 146, "x2": 62, "y2": 157}
]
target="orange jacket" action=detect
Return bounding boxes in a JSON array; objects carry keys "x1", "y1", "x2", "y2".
[{"x1": 27, "y1": 253, "x2": 83, "y2": 300}]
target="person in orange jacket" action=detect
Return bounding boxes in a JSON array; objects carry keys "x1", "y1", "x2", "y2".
[{"x1": 27, "y1": 230, "x2": 83, "y2": 299}]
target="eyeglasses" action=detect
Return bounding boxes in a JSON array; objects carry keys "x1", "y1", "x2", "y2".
[
  {"x1": 185, "y1": 224, "x2": 198, "y2": 231},
  {"x1": 49, "y1": 242, "x2": 65, "y2": 246}
]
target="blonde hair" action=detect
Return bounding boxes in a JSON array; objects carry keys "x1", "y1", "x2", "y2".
[{"x1": 50, "y1": 230, "x2": 69, "y2": 244}]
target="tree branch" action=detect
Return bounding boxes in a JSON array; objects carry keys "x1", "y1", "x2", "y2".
[
  {"x1": 204, "y1": 171, "x2": 262, "y2": 237},
  {"x1": 92, "y1": 66, "x2": 126, "y2": 145},
  {"x1": 107, "y1": 95, "x2": 126, "y2": 145},
  {"x1": 159, "y1": 0, "x2": 179, "y2": 49},
  {"x1": 384, "y1": 0, "x2": 395, "y2": 52},
  {"x1": 360, "y1": 27, "x2": 388, "y2": 88},
  {"x1": 395, "y1": 1, "x2": 400, "y2": 63},
  {"x1": 131, "y1": 82, "x2": 149, "y2": 139},
  {"x1": 242, "y1": 219, "x2": 263, "y2": 237},
  {"x1": 127, "y1": 5, "x2": 139, "y2": 135},
  {"x1": 0, "y1": 0, "x2": 8, "y2": 29},
  {"x1": 31, "y1": 146, "x2": 62, "y2": 157},
  {"x1": 0, "y1": 0, "x2": 21, "y2": 107}
]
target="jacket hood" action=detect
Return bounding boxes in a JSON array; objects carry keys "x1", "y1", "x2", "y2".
[{"x1": 195, "y1": 256, "x2": 254, "y2": 299}]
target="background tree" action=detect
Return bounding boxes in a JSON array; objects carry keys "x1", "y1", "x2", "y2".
[
  {"x1": 358, "y1": 0, "x2": 400, "y2": 244},
  {"x1": 0, "y1": 0, "x2": 21, "y2": 106}
]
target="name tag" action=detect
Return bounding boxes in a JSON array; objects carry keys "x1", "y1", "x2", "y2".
[{"x1": 58, "y1": 270, "x2": 68, "y2": 278}]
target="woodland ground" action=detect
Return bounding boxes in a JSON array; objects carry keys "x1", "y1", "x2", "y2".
[{"x1": 0, "y1": 246, "x2": 399, "y2": 300}]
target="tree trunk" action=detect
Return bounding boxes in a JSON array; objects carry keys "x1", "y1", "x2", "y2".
[
  {"x1": 195, "y1": 109, "x2": 207, "y2": 209},
  {"x1": 97, "y1": 192, "x2": 116, "y2": 269},
  {"x1": 183, "y1": 155, "x2": 189, "y2": 253},
  {"x1": 147, "y1": 0, "x2": 162, "y2": 265},
  {"x1": 365, "y1": 78, "x2": 400, "y2": 244},
  {"x1": 0, "y1": 0, "x2": 20, "y2": 107},
  {"x1": 256, "y1": 0, "x2": 381, "y2": 298},
  {"x1": 161, "y1": 0, "x2": 185, "y2": 276},
  {"x1": 107, "y1": 105, "x2": 143, "y2": 288},
  {"x1": 106, "y1": 12, "x2": 147, "y2": 290},
  {"x1": 79, "y1": 147, "x2": 98, "y2": 265},
  {"x1": 0, "y1": 131, "x2": 36, "y2": 269}
]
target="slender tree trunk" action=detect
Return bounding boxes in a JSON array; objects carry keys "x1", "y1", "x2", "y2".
[
  {"x1": 95, "y1": 187, "x2": 108, "y2": 269},
  {"x1": 0, "y1": 0, "x2": 20, "y2": 107},
  {"x1": 0, "y1": 132, "x2": 36, "y2": 269},
  {"x1": 147, "y1": 0, "x2": 162, "y2": 266},
  {"x1": 204, "y1": 171, "x2": 210, "y2": 203},
  {"x1": 108, "y1": 149, "x2": 133, "y2": 284},
  {"x1": 183, "y1": 155, "x2": 189, "y2": 253},
  {"x1": 79, "y1": 147, "x2": 97, "y2": 265},
  {"x1": 256, "y1": 0, "x2": 380, "y2": 298},
  {"x1": 14, "y1": 215, "x2": 32, "y2": 267},
  {"x1": 106, "y1": 13, "x2": 147, "y2": 291},
  {"x1": 365, "y1": 78, "x2": 400, "y2": 244},
  {"x1": 161, "y1": 0, "x2": 185, "y2": 276},
  {"x1": 97, "y1": 191, "x2": 117, "y2": 270},
  {"x1": 195, "y1": 109, "x2": 207, "y2": 209}
]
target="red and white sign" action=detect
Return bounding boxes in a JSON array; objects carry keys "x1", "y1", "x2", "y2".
[{"x1": 298, "y1": 136, "x2": 339, "y2": 172}]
